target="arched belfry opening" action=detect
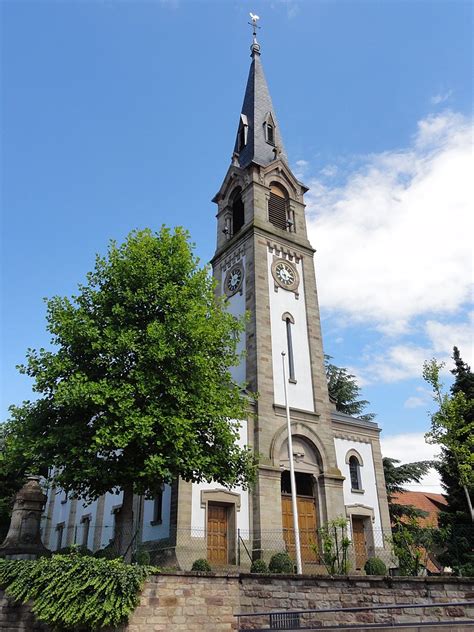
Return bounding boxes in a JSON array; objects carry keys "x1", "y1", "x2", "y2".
[
  {"x1": 268, "y1": 183, "x2": 290, "y2": 231},
  {"x1": 279, "y1": 436, "x2": 322, "y2": 564},
  {"x1": 230, "y1": 187, "x2": 245, "y2": 235}
]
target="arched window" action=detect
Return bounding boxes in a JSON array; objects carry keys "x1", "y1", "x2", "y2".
[
  {"x1": 282, "y1": 312, "x2": 295, "y2": 382},
  {"x1": 231, "y1": 188, "x2": 244, "y2": 235},
  {"x1": 268, "y1": 183, "x2": 288, "y2": 230},
  {"x1": 349, "y1": 455, "x2": 362, "y2": 491}
]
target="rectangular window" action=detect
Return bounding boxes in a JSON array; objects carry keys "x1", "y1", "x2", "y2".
[
  {"x1": 81, "y1": 516, "x2": 91, "y2": 548},
  {"x1": 56, "y1": 523, "x2": 64, "y2": 550},
  {"x1": 238, "y1": 126, "x2": 246, "y2": 151},
  {"x1": 266, "y1": 124, "x2": 275, "y2": 145},
  {"x1": 152, "y1": 486, "x2": 164, "y2": 525}
]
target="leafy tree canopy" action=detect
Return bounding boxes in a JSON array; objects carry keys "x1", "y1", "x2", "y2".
[
  {"x1": 423, "y1": 353, "x2": 474, "y2": 502},
  {"x1": 7, "y1": 228, "x2": 256, "y2": 508},
  {"x1": 324, "y1": 355, "x2": 375, "y2": 421},
  {"x1": 424, "y1": 347, "x2": 474, "y2": 574},
  {"x1": 382, "y1": 456, "x2": 433, "y2": 521},
  {"x1": 0, "y1": 422, "x2": 29, "y2": 540}
]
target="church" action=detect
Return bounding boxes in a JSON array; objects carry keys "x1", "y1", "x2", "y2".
[{"x1": 43, "y1": 26, "x2": 391, "y2": 572}]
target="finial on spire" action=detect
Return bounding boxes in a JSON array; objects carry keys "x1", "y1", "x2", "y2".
[{"x1": 248, "y1": 12, "x2": 261, "y2": 56}]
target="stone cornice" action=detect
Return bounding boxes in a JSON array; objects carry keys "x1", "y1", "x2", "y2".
[
  {"x1": 273, "y1": 404, "x2": 320, "y2": 424},
  {"x1": 211, "y1": 220, "x2": 315, "y2": 265}
]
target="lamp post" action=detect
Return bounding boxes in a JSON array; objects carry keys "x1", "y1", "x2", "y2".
[{"x1": 281, "y1": 351, "x2": 303, "y2": 574}]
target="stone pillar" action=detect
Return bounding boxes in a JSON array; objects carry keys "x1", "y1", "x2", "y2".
[{"x1": 0, "y1": 476, "x2": 50, "y2": 559}]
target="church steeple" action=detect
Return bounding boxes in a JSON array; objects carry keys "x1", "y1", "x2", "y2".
[{"x1": 233, "y1": 32, "x2": 288, "y2": 169}]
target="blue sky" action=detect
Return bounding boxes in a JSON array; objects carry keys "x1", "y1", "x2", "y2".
[{"x1": 1, "y1": 0, "x2": 473, "y2": 490}]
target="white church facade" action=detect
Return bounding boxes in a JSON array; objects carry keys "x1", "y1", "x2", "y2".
[{"x1": 43, "y1": 30, "x2": 391, "y2": 572}]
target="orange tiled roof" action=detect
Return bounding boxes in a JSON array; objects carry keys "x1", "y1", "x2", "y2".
[{"x1": 391, "y1": 490, "x2": 447, "y2": 527}]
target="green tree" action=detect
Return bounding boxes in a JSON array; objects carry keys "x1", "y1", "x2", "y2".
[
  {"x1": 382, "y1": 456, "x2": 433, "y2": 521},
  {"x1": 424, "y1": 347, "x2": 474, "y2": 575},
  {"x1": 382, "y1": 457, "x2": 436, "y2": 576},
  {"x1": 423, "y1": 353, "x2": 474, "y2": 521},
  {"x1": 0, "y1": 422, "x2": 34, "y2": 541},
  {"x1": 7, "y1": 228, "x2": 256, "y2": 555},
  {"x1": 324, "y1": 355, "x2": 375, "y2": 421}
]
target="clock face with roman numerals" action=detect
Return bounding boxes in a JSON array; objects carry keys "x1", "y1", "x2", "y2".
[
  {"x1": 225, "y1": 265, "x2": 243, "y2": 295},
  {"x1": 271, "y1": 259, "x2": 299, "y2": 292}
]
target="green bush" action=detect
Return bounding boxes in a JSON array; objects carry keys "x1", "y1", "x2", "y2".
[
  {"x1": 268, "y1": 552, "x2": 294, "y2": 574},
  {"x1": 93, "y1": 544, "x2": 118, "y2": 559},
  {"x1": 191, "y1": 558, "x2": 212, "y2": 572},
  {"x1": 314, "y1": 517, "x2": 351, "y2": 575},
  {"x1": 56, "y1": 544, "x2": 93, "y2": 557},
  {"x1": 250, "y1": 558, "x2": 268, "y2": 573},
  {"x1": 132, "y1": 547, "x2": 151, "y2": 566},
  {"x1": 364, "y1": 557, "x2": 387, "y2": 576},
  {"x1": 0, "y1": 554, "x2": 151, "y2": 630}
]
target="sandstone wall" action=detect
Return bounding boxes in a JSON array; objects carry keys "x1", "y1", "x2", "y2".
[{"x1": 1, "y1": 573, "x2": 473, "y2": 632}]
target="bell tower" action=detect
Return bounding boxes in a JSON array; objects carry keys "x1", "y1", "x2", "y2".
[{"x1": 211, "y1": 27, "x2": 346, "y2": 548}]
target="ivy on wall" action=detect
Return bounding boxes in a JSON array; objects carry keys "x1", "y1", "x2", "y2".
[{"x1": 0, "y1": 554, "x2": 152, "y2": 630}]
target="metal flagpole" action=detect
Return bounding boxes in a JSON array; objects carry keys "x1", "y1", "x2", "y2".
[{"x1": 281, "y1": 351, "x2": 303, "y2": 575}]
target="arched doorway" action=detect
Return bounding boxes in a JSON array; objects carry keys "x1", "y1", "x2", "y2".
[{"x1": 279, "y1": 436, "x2": 322, "y2": 564}]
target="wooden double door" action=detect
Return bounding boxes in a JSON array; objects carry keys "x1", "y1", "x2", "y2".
[{"x1": 282, "y1": 494, "x2": 318, "y2": 563}]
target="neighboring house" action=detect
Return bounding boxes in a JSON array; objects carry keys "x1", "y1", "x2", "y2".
[
  {"x1": 43, "y1": 29, "x2": 392, "y2": 571},
  {"x1": 392, "y1": 491, "x2": 448, "y2": 573},
  {"x1": 392, "y1": 491, "x2": 447, "y2": 528}
]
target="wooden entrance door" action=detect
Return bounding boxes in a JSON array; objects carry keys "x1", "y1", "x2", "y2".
[
  {"x1": 282, "y1": 495, "x2": 318, "y2": 562},
  {"x1": 207, "y1": 504, "x2": 228, "y2": 565},
  {"x1": 352, "y1": 517, "x2": 367, "y2": 569}
]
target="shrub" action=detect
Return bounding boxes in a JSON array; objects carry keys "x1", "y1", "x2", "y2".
[
  {"x1": 132, "y1": 547, "x2": 151, "y2": 566},
  {"x1": 364, "y1": 557, "x2": 387, "y2": 576},
  {"x1": 314, "y1": 517, "x2": 351, "y2": 575},
  {"x1": 93, "y1": 544, "x2": 118, "y2": 559},
  {"x1": 269, "y1": 552, "x2": 294, "y2": 574},
  {"x1": 250, "y1": 558, "x2": 268, "y2": 573},
  {"x1": 0, "y1": 553, "x2": 151, "y2": 630},
  {"x1": 191, "y1": 558, "x2": 212, "y2": 572},
  {"x1": 56, "y1": 544, "x2": 93, "y2": 557}
]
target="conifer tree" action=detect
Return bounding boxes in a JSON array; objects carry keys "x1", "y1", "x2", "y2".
[{"x1": 324, "y1": 355, "x2": 375, "y2": 421}]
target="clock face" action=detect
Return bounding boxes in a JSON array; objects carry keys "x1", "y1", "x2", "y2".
[
  {"x1": 271, "y1": 259, "x2": 299, "y2": 291},
  {"x1": 275, "y1": 262, "x2": 295, "y2": 285},
  {"x1": 225, "y1": 265, "x2": 243, "y2": 294}
]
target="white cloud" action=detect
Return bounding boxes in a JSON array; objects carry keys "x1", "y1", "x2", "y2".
[
  {"x1": 430, "y1": 90, "x2": 453, "y2": 105},
  {"x1": 320, "y1": 164, "x2": 338, "y2": 178},
  {"x1": 306, "y1": 111, "x2": 473, "y2": 327},
  {"x1": 357, "y1": 314, "x2": 473, "y2": 384},
  {"x1": 381, "y1": 433, "x2": 442, "y2": 493},
  {"x1": 296, "y1": 159, "x2": 308, "y2": 167},
  {"x1": 425, "y1": 315, "x2": 474, "y2": 365},
  {"x1": 365, "y1": 344, "x2": 432, "y2": 383},
  {"x1": 404, "y1": 396, "x2": 425, "y2": 409}
]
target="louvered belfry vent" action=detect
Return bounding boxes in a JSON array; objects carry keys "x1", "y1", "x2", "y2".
[{"x1": 268, "y1": 185, "x2": 288, "y2": 230}]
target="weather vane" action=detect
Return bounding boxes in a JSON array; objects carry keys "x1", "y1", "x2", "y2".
[{"x1": 248, "y1": 12, "x2": 261, "y2": 43}]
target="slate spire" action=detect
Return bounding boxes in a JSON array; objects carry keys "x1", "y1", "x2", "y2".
[{"x1": 233, "y1": 35, "x2": 288, "y2": 169}]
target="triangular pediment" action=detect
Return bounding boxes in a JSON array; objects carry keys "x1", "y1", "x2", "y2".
[
  {"x1": 261, "y1": 159, "x2": 309, "y2": 197},
  {"x1": 212, "y1": 165, "x2": 245, "y2": 204}
]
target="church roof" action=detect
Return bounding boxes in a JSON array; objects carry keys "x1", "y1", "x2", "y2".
[{"x1": 233, "y1": 41, "x2": 288, "y2": 169}]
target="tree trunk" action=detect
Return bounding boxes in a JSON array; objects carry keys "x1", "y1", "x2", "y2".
[{"x1": 115, "y1": 483, "x2": 134, "y2": 562}]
